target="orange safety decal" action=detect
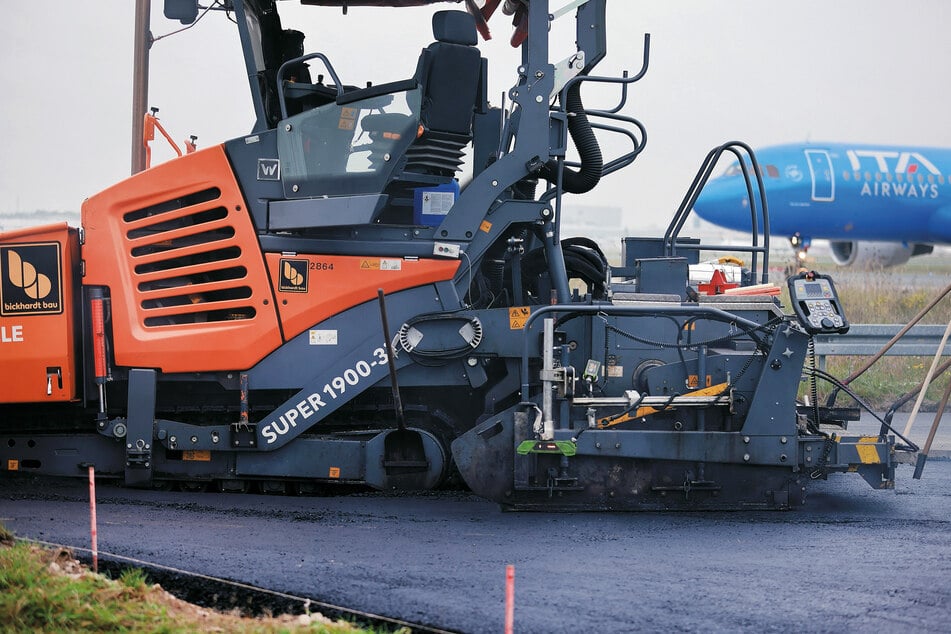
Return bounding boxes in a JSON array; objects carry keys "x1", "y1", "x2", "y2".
[
  {"x1": 686, "y1": 374, "x2": 713, "y2": 389},
  {"x1": 328, "y1": 467, "x2": 341, "y2": 479},
  {"x1": 338, "y1": 107, "x2": 357, "y2": 130},
  {"x1": 509, "y1": 306, "x2": 530, "y2": 330},
  {"x1": 267, "y1": 254, "x2": 459, "y2": 342},
  {"x1": 480, "y1": 220, "x2": 492, "y2": 233},
  {"x1": 7, "y1": 459, "x2": 18, "y2": 471},
  {"x1": 182, "y1": 450, "x2": 212, "y2": 462}
]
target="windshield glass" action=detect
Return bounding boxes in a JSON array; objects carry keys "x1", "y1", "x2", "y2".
[{"x1": 278, "y1": 88, "x2": 421, "y2": 198}]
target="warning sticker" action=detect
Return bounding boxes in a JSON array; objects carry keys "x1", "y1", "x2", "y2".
[
  {"x1": 509, "y1": 306, "x2": 531, "y2": 330},
  {"x1": 360, "y1": 258, "x2": 401, "y2": 271},
  {"x1": 338, "y1": 107, "x2": 358, "y2": 130},
  {"x1": 309, "y1": 329, "x2": 338, "y2": 345},
  {"x1": 480, "y1": 220, "x2": 492, "y2": 233},
  {"x1": 381, "y1": 259, "x2": 402, "y2": 271},
  {"x1": 328, "y1": 467, "x2": 341, "y2": 479},
  {"x1": 420, "y1": 191, "x2": 455, "y2": 216},
  {"x1": 7, "y1": 459, "x2": 18, "y2": 471},
  {"x1": 182, "y1": 450, "x2": 211, "y2": 462}
]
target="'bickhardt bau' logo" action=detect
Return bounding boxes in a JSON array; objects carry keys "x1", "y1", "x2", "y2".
[
  {"x1": 278, "y1": 258, "x2": 308, "y2": 293},
  {"x1": 1, "y1": 243, "x2": 63, "y2": 316}
]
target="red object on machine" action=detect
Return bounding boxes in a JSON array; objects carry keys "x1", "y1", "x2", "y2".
[
  {"x1": 91, "y1": 296, "x2": 107, "y2": 380},
  {"x1": 697, "y1": 269, "x2": 739, "y2": 295}
]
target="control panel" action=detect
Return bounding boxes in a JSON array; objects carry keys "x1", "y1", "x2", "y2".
[{"x1": 786, "y1": 271, "x2": 849, "y2": 334}]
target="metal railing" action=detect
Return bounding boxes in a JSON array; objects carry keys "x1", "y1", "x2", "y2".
[{"x1": 812, "y1": 324, "x2": 950, "y2": 358}]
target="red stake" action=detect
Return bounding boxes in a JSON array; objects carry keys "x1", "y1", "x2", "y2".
[
  {"x1": 505, "y1": 564, "x2": 515, "y2": 634},
  {"x1": 88, "y1": 466, "x2": 98, "y2": 574}
]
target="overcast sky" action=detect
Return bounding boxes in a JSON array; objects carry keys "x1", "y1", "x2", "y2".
[{"x1": 2, "y1": 1, "x2": 950, "y2": 233}]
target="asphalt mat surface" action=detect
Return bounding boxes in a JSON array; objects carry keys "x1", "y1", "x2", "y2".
[{"x1": 2, "y1": 454, "x2": 949, "y2": 633}]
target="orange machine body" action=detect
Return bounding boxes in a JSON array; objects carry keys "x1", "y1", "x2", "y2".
[
  {"x1": 0, "y1": 223, "x2": 79, "y2": 402},
  {"x1": 266, "y1": 254, "x2": 460, "y2": 342},
  {"x1": 82, "y1": 144, "x2": 460, "y2": 374}
]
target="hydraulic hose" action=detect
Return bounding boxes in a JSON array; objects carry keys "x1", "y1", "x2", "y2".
[{"x1": 541, "y1": 81, "x2": 603, "y2": 194}]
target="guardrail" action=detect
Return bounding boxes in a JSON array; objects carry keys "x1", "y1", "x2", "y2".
[{"x1": 812, "y1": 324, "x2": 950, "y2": 358}]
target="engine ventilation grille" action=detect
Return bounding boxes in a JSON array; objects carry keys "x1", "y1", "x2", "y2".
[{"x1": 123, "y1": 187, "x2": 255, "y2": 327}]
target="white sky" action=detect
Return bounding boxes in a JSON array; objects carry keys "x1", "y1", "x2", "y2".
[{"x1": 2, "y1": 0, "x2": 950, "y2": 234}]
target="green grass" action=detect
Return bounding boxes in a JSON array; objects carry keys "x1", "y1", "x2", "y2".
[{"x1": 0, "y1": 525, "x2": 378, "y2": 634}]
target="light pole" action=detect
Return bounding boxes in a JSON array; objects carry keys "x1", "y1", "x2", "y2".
[{"x1": 131, "y1": 0, "x2": 151, "y2": 175}]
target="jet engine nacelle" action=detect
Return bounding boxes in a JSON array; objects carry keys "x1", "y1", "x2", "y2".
[{"x1": 828, "y1": 241, "x2": 933, "y2": 268}]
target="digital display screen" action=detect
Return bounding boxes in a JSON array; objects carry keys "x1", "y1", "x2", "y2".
[{"x1": 805, "y1": 282, "x2": 823, "y2": 297}]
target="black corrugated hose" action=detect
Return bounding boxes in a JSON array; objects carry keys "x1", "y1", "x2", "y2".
[{"x1": 541, "y1": 81, "x2": 603, "y2": 194}]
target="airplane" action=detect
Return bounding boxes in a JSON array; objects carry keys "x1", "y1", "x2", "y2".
[{"x1": 692, "y1": 142, "x2": 951, "y2": 267}]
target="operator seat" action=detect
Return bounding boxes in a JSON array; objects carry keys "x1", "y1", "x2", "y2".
[
  {"x1": 403, "y1": 10, "x2": 485, "y2": 177},
  {"x1": 417, "y1": 10, "x2": 482, "y2": 137}
]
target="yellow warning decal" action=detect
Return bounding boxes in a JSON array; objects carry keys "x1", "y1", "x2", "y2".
[
  {"x1": 360, "y1": 259, "x2": 381, "y2": 270},
  {"x1": 480, "y1": 220, "x2": 492, "y2": 233},
  {"x1": 182, "y1": 450, "x2": 212, "y2": 462},
  {"x1": 509, "y1": 306, "x2": 531, "y2": 329},
  {"x1": 329, "y1": 467, "x2": 341, "y2": 479},
  {"x1": 7, "y1": 459, "x2": 18, "y2": 471},
  {"x1": 855, "y1": 436, "x2": 881, "y2": 464}
]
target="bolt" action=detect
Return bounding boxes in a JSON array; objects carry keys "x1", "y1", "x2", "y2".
[
  {"x1": 743, "y1": 453, "x2": 750, "y2": 461},
  {"x1": 170, "y1": 435, "x2": 177, "y2": 444},
  {"x1": 806, "y1": 445, "x2": 813, "y2": 452},
  {"x1": 744, "y1": 436, "x2": 750, "y2": 444},
  {"x1": 285, "y1": 124, "x2": 292, "y2": 132},
  {"x1": 780, "y1": 454, "x2": 787, "y2": 462},
  {"x1": 467, "y1": 357, "x2": 478, "y2": 367},
  {"x1": 781, "y1": 437, "x2": 788, "y2": 444},
  {"x1": 806, "y1": 456, "x2": 812, "y2": 463},
  {"x1": 383, "y1": 153, "x2": 391, "y2": 161},
  {"x1": 535, "y1": 95, "x2": 543, "y2": 103},
  {"x1": 492, "y1": 180, "x2": 499, "y2": 187},
  {"x1": 615, "y1": 443, "x2": 621, "y2": 449},
  {"x1": 292, "y1": 184, "x2": 299, "y2": 192},
  {"x1": 595, "y1": 442, "x2": 601, "y2": 449},
  {"x1": 190, "y1": 436, "x2": 198, "y2": 444},
  {"x1": 535, "y1": 71, "x2": 544, "y2": 78}
]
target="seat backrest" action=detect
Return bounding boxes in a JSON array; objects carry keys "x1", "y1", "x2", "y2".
[{"x1": 416, "y1": 10, "x2": 482, "y2": 136}]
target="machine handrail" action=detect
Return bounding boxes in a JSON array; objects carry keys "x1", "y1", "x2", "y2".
[
  {"x1": 665, "y1": 142, "x2": 771, "y2": 285},
  {"x1": 277, "y1": 51, "x2": 345, "y2": 120}
]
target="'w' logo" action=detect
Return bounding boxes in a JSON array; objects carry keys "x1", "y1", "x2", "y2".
[{"x1": 7, "y1": 250, "x2": 52, "y2": 300}]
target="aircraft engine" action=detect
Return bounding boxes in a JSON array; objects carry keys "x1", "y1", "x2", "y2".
[{"x1": 828, "y1": 241, "x2": 932, "y2": 268}]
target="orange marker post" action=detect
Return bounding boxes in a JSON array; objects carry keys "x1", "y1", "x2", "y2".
[
  {"x1": 505, "y1": 564, "x2": 515, "y2": 634},
  {"x1": 88, "y1": 465, "x2": 98, "y2": 573}
]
